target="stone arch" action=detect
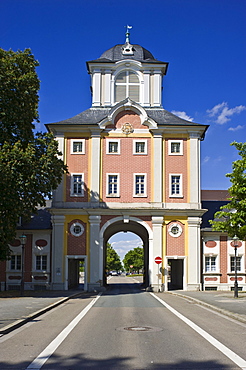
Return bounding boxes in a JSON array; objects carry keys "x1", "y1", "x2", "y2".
[{"x1": 99, "y1": 216, "x2": 153, "y2": 288}]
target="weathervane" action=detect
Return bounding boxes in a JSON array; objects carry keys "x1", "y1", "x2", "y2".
[{"x1": 125, "y1": 25, "x2": 132, "y2": 44}]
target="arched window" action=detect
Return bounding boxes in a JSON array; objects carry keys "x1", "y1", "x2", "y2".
[{"x1": 115, "y1": 71, "x2": 140, "y2": 103}]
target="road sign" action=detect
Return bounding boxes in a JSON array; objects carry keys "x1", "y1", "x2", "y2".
[{"x1": 155, "y1": 256, "x2": 162, "y2": 264}]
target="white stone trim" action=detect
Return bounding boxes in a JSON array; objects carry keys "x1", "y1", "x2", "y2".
[
  {"x1": 70, "y1": 139, "x2": 85, "y2": 154},
  {"x1": 133, "y1": 173, "x2": 147, "y2": 197},
  {"x1": 106, "y1": 173, "x2": 120, "y2": 197},
  {"x1": 106, "y1": 138, "x2": 121, "y2": 154},
  {"x1": 133, "y1": 139, "x2": 147, "y2": 155},
  {"x1": 169, "y1": 173, "x2": 183, "y2": 198},
  {"x1": 168, "y1": 139, "x2": 183, "y2": 155},
  {"x1": 70, "y1": 173, "x2": 84, "y2": 197}
]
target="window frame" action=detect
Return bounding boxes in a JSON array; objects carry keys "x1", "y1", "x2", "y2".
[
  {"x1": 35, "y1": 255, "x2": 48, "y2": 271},
  {"x1": 230, "y1": 256, "x2": 242, "y2": 272},
  {"x1": 70, "y1": 173, "x2": 84, "y2": 197},
  {"x1": 133, "y1": 140, "x2": 147, "y2": 155},
  {"x1": 169, "y1": 174, "x2": 183, "y2": 198},
  {"x1": 106, "y1": 139, "x2": 121, "y2": 155},
  {"x1": 168, "y1": 140, "x2": 183, "y2": 156},
  {"x1": 114, "y1": 70, "x2": 140, "y2": 103},
  {"x1": 70, "y1": 139, "x2": 85, "y2": 154},
  {"x1": 10, "y1": 255, "x2": 21, "y2": 271},
  {"x1": 133, "y1": 173, "x2": 147, "y2": 197},
  {"x1": 106, "y1": 173, "x2": 120, "y2": 197},
  {"x1": 204, "y1": 256, "x2": 217, "y2": 272}
]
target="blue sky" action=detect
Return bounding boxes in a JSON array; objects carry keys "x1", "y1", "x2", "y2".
[{"x1": 1, "y1": 0, "x2": 245, "y2": 260}]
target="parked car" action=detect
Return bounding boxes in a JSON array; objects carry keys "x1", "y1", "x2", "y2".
[{"x1": 110, "y1": 271, "x2": 118, "y2": 276}]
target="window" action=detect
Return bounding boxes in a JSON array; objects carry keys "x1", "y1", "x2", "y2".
[
  {"x1": 70, "y1": 222, "x2": 84, "y2": 237},
  {"x1": 36, "y1": 255, "x2": 47, "y2": 271},
  {"x1": 115, "y1": 71, "x2": 140, "y2": 103},
  {"x1": 71, "y1": 174, "x2": 84, "y2": 196},
  {"x1": 168, "y1": 140, "x2": 183, "y2": 155},
  {"x1": 205, "y1": 256, "x2": 217, "y2": 272},
  {"x1": 10, "y1": 255, "x2": 21, "y2": 270},
  {"x1": 230, "y1": 256, "x2": 241, "y2": 272},
  {"x1": 133, "y1": 140, "x2": 147, "y2": 155},
  {"x1": 169, "y1": 174, "x2": 183, "y2": 197},
  {"x1": 107, "y1": 174, "x2": 119, "y2": 197},
  {"x1": 134, "y1": 174, "x2": 146, "y2": 197},
  {"x1": 106, "y1": 139, "x2": 120, "y2": 154},
  {"x1": 71, "y1": 139, "x2": 85, "y2": 154},
  {"x1": 168, "y1": 223, "x2": 183, "y2": 238}
]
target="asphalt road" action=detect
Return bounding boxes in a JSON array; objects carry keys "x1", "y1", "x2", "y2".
[{"x1": 0, "y1": 276, "x2": 246, "y2": 369}]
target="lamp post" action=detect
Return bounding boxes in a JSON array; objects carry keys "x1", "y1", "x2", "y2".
[
  {"x1": 232, "y1": 235, "x2": 239, "y2": 298},
  {"x1": 20, "y1": 234, "x2": 27, "y2": 296}
]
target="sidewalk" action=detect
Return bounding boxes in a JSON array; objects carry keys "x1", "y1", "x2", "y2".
[
  {"x1": 169, "y1": 290, "x2": 246, "y2": 324},
  {"x1": 0, "y1": 289, "x2": 245, "y2": 335},
  {"x1": 0, "y1": 290, "x2": 86, "y2": 335}
]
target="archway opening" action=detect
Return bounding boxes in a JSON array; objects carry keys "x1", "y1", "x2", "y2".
[
  {"x1": 108, "y1": 231, "x2": 143, "y2": 274},
  {"x1": 102, "y1": 219, "x2": 150, "y2": 289}
]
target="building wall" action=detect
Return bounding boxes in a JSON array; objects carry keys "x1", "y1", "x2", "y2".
[{"x1": 202, "y1": 233, "x2": 246, "y2": 291}]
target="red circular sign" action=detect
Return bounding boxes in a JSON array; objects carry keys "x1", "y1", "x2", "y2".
[{"x1": 155, "y1": 256, "x2": 162, "y2": 264}]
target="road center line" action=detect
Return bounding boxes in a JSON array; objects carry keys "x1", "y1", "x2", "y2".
[
  {"x1": 151, "y1": 293, "x2": 246, "y2": 370},
  {"x1": 26, "y1": 293, "x2": 102, "y2": 370}
]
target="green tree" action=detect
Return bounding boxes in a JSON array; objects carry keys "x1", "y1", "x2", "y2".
[
  {"x1": 106, "y1": 243, "x2": 123, "y2": 272},
  {"x1": 210, "y1": 142, "x2": 246, "y2": 240},
  {"x1": 0, "y1": 48, "x2": 67, "y2": 260},
  {"x1": 123, "y1": 247, "x2": 144, "y2": 273}
]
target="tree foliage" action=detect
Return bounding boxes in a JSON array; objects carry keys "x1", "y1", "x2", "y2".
[
  {"x1": 210, "y1": 142, "x2": 246, "y2": 239},
  {"x1": 0, "y1": 48, "x2": 67, "y2": 260},
  {"x1": 106, "y1": 243, "x2": 123, "y2": 272},
  {"x1": 123, "y1": 247, "x2": 144, "y2": 273}
]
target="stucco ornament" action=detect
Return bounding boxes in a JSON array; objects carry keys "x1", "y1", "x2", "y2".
[
  {"x1": 168, "y1": 223, "x2": 182, "y2": 238},
  {"x1": 122, "y1": 122, "x2": 134, "y2": 135}
]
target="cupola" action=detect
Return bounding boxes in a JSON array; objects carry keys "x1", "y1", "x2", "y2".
[{"x1": 86, "y1": 27, "x2": 168, "y2": 108}]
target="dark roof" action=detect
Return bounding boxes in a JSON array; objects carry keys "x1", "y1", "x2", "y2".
[
  {"x1": 46, "y1": 105, "x2": 208, "y2": 130},
  {"x1": 146, "y1": 109, "x2": 200, "y2": 126},
  {"x1": 92, "y1": 44, "x2": 159, "y2": 63},
  {"x1": 201, "y1": 201, "x2": 229, "y2": 229},
  {"x1": 18, "y1": 209, "x2": 51, "y2": 230}
]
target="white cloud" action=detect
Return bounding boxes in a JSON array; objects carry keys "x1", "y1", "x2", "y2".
[
  {"x1": 207, "y1": 102, "x2": 246, "y2": 124},
  {"x1": 111, "y1": 238, "x2": 143, "y2": 261},
  {"x1": 228, "y1": 125, "x2": 244, "y2": 131},
  {"x1": 171, "y1": 111, "x2": 194, "y2": 122},
  {"x1": 202, "y1": 156, "x2": 210, "y2": 164}
]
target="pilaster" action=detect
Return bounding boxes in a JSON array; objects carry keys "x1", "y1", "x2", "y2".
[
  {"x1": 90, "y1": 130, "x2": 101, "y2": 203},
  {"x1": 189, "y1": 132, "x2": 201, "y2": 205},
  {"x1": 51, "y1": 215, "x2": 66, "y2": 290},
  {"x1": 143, "y1": 70, "x2": 150, "y2": 107},
  {"x1": 150, "y1": 216, "x2": 163, "y2": 291},
  {"x1": 152, "y1": 133, "x2": 163, "y2": 203},
  {"x1": 187, "y1": 216, "x2": 201, "y2": 290},
  {"x1": 92, "y1": 69, "x2": 101, "y2": 106},
  {"x1": 153, "y1": 71, "x2": 162, "y2": 107},
  {"x1": 88, "y1": 215, "x2": 103, "y2": 292},
  {"x1": 104, "y1": 69, "x2": 111, "y2": 106}
]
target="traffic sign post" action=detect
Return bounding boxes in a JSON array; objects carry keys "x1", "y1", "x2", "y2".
[{"x1": 155, "y1": 256, "x2": 162, "y2": 292}]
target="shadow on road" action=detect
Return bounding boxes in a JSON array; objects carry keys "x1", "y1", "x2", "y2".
[{"x1": 0, "y1": 353, "x2": 231, "y2": 369}]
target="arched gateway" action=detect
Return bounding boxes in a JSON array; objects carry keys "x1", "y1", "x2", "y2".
[
  {"x1": 100, "y1": 216, "x2": 152, "y2": 287},
  {"x1": 48, "y1": 30, "x2": 208, "y2": 292}
]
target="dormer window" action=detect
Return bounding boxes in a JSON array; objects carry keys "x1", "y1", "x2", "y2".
[{"x1": 115, "y1": 71, "x2": 140, "y2": 103}]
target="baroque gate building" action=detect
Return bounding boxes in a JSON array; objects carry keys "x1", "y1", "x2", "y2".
[{"x1": 47, "y1": 33, "x2": 208, "y2": 292}]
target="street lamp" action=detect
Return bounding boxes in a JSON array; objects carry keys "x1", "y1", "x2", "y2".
[
  {"x1": 20, "y1": 234, "x2": 27, "y2": 296},
  {"x1": 232, "y1": 235, "x2": 239, "y2": 298}
]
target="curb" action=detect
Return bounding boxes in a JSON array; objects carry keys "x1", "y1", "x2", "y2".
[
  {"x1": 168, "y1": 291, "x2": 246, "y2": 324},
  {"x1": 0, "y1": 292, "x2": 84, "y2": 335}
]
